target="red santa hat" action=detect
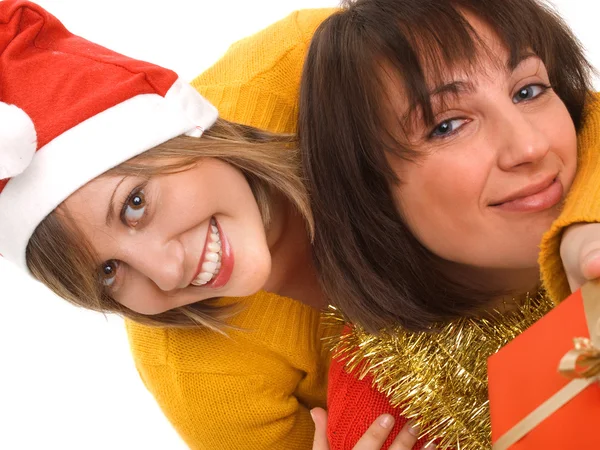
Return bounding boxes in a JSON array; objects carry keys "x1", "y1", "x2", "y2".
[{"x1": 0, "y1": 0, "x2": 218, "y2": 270}]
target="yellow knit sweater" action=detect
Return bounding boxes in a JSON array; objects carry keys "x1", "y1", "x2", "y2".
[
  {"x1": 125, "y1": 9, "x2": 337, "y2": 450},
  {"x1": 539, "y1": 94, "x2": 600, "y2": 302}
]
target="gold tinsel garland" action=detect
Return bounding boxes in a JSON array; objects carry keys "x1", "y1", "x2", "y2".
[{"x1": 327, "y1": 292, "x2": 554, "y2": 450}]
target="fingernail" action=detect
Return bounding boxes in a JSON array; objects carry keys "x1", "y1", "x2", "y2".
[
  {"x1": 407, "y1": 420, "x2": 420, "y2": 436},
  {"x1": 309, "y1": 409, "x2": 316, "y2": 422},
  {"x1": 379, "y1": 414, "x2": 394, "y2": 429},
  {"x1": 423, "y1": 444, "x2": 437, "y2": 450}
]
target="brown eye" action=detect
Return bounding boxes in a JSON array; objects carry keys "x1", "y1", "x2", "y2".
[
  {"x1": 100, "y1": 260, "x2": 119, "y2": 287},
  {"x1": 130, "y1": 192, "x2": 145, "y2": 209},
  {"x1": 122, "y1": 189, "x2": 146, "y2": 226}
]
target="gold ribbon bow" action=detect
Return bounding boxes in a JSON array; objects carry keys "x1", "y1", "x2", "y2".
[
  {"x1": 492, "y1": 282, "x2": 600, "y2": 450},
  {"x1": 559, "y1": 336, "x2": 600, "y2": 379}
]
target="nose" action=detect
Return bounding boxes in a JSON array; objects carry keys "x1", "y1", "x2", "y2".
[
  {"x1": 125, "y1": 238, "x2": 186, "y2": 292},
  {"x1": 495, "y1": 103, "x2": 551, "y2": 171}
]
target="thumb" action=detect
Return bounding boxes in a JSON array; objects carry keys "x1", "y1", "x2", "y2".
[
  {"x1": 311, "y1": 407, "x2": 330, "y2": 450},
  {"x1": 581, "y1": 248, "x2": 600, "y2": 281}
]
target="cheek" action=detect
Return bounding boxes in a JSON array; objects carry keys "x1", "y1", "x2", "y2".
[
  {"x1": 115, "y1": 278, "x2": 173, "y2": 315},
  {"x1": 398, "y1": 155, "x2": 487, "y2": 231},
  {"x1": 551, "y1": 110, "x2": 578, "y2": 187},
  {"x1": 394, "y1": 152, "x2": 493, "y2": 262}
]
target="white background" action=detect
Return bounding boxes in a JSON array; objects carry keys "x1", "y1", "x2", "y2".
[{"x1": 0, "y1": 0, "x2": 598, "y2": 449}]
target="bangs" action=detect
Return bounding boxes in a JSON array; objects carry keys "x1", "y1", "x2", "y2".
[{"x1": 341, "y1": 0, "x2": 591, "y2": 148}]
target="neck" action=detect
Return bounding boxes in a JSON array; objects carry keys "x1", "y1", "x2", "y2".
[
  {"x1": 262, "y1": 195, "x2": 326, "y2": 310},
  {"x1": 443, "y1": 261, "x2": 541, "y2": 312}
]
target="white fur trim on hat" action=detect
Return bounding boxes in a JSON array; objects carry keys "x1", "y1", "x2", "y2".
[
  {"x1": 0, "y1": 79, "x2": 217, "y2": 270},
  {"x1": 0, "y1": 102, "x2": 37, "y2": 179}
]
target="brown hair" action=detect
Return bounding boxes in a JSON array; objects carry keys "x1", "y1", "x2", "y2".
[
  {"x1": 26, "y1": 119, "x2": 311, "y2": 331},
  {"x1": 299, "y1": 0, "x2": 593, "y2": 333}
]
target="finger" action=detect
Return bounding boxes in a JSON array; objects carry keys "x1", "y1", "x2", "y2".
[
  {"x1": 581, "y1": 248, "x2": 600, "y2": 280},
  {"x1": 352, "y1": 414, "x2": 395, "y2": 449},
  {"x1": 311, "y1": 408, "x2": 330, "y2": 450},
  {"x1": 388, "y1": 420, "x2": 419, "y2": 450},
  {"x1": 561, "y1": 223, "x2": 600, "y2": 291},
  {"x1": 566, "y1": 266, "x2": 587, "y2": 293}
]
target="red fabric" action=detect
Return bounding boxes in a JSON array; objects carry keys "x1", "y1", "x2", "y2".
[
  {"x1": 0, "y1": 0, "x2": 177, "y2": 189},
  {"x1": 327, "y1": 350, "x2": 434, "y2": 450}
]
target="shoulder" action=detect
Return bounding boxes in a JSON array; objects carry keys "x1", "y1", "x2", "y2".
[
  {"x1": 191, "y1": 8, "x2": 337, "y2": 132},
  {"x1": 125, "y1": 292, "x2": 325, "y2": 373},
  {"x1": 193, "y1": 8, "x2": 337, "y2": 87}
]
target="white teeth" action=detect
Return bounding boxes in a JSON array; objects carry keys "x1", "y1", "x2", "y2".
[
  {"x1": 202, "y1": 261, "x2": 217, "y2": 273},
  {"x1": 204, "y1": 252, "x2": 219, "y2": 262},
  {"x1": 191, "y1": 221, "x2": 223, "y2": 287},
  {"x1": 198, "y1": 272, "x2": 213, "y2": 282}
]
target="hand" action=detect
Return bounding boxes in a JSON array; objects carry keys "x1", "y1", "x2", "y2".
[
  {"x1": 560, "y1": 222, "x2": 600, "y2": 292},
  {"x1": 311, "y1": 407, "x2": 436, "y2": 450}
]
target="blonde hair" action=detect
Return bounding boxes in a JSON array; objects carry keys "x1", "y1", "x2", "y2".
[{"x1": 26, "y1": 119, "x2": 312, "y2": 331}]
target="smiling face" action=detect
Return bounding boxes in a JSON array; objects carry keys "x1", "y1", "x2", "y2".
[
  {"x1": 298, "y1": 0, "x2": 590, "y2": 332},
  {"x1": 62, "y1": 157, "x2": 271, "y2": 314},
  {"x1": 386, "y1": 15, "x2": 578, "y2": 275}
]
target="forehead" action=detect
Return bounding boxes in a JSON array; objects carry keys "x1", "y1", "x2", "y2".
[
  {"x1": 378, "y1": 11, "x2": 540, "y2": 125},
  {"x1": 59, "y1": 175, "x2": 120, "y2": 235},
  {"x1": 416, "y1": 12, "x2": 516, "y2": 87}
]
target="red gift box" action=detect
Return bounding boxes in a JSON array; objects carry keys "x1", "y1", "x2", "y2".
[{"x1": 488, "y1": 283, "x2": 600, "y2": 449}]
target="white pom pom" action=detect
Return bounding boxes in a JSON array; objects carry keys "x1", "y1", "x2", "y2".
[{"x1": 0, "y1": 102, "x2": 37, "y2": 179}]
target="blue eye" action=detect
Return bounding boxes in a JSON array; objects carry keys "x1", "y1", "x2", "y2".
[
  {"x1": 100, "y1": 260, "x2": 119, "y2": 287},
  {"x1": 121, "y1": 189, "x2": 146, "y2": 227},
  {"x1": 512, "y1": 84, "x2": 548, "y2": 104},
  {"x1": 429, "y1": 118, "x2": 466, "y2": 138}
]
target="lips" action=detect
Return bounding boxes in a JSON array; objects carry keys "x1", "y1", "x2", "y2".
[{"x1": 491, "y1": 176, "x2": 563, "y2": 213}]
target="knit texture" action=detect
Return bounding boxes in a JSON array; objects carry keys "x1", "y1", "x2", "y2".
[
  {"x1": 125, "y1": 8, "x2": 338, "y2": 450},
  {"x1": 192, "y1": 9, "x2": 336, "y2": 133},
  {"x1": 327, "y1": 354, "x2": 432, "y2": 450},
  {"x1": 539, "y1": 93, "x2": 600, "y2": 303}
]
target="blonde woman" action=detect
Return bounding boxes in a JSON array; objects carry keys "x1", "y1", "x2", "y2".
[{"x1": 0, "y1": 1, "x2": 325, "y2": 448}]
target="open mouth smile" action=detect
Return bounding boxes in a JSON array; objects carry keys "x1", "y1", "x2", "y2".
[{"x1": 190, "y1": 217, "x2": 234, "y2": 289}]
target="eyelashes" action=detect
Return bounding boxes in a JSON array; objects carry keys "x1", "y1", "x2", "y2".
[
  {"x1": 119, "y1": 183, "x2": 148, "y2": 228},
  {"x1": 100, "y1": 182, "x2": 150, "y2": 291},
  {"x1": 426, "y1": 82, "x2": 552, "y2": 140}
]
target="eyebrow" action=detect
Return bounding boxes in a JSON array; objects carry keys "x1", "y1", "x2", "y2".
[
  {"x1": 430, "y1": 80, "x2": 475, "y2": 98},
  {"x1": 401, "y1": 52, "x2": 541, "y2": 129},
  {"x1": 507, "y1": 51, "x2": 538, "y2": 72},
  {"x1": 428, "y1": 52, "x2": 540, "y2": 100},
  {"x1": 105, "y1": 176, "x2": 128, "y2": 227}
]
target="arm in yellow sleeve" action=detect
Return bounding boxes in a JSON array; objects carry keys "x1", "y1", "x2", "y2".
[
  {"x1": 136, "y1": 362, "x2": 316, "y2": 450},
  {"x1": 126, "y1": 293, "x2": 331, "y2": 450},
  {"x1": 191, "y1": 8, "x2": 337, "y2": 134},
  {"x1": 540, "y1": 93, "x2": 600, "y2": 301}
]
